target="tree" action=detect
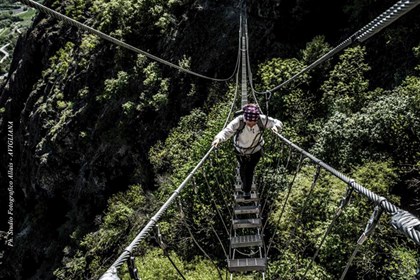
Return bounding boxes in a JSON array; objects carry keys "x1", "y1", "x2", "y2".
[{"x1": 321, "y1": 45, "x2": 371, "y2": 115}]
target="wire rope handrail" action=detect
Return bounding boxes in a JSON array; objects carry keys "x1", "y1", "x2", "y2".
[
  {"x1": 19, "y1": 0, "x2": 240, "y2": 82},
  {"x1": 99, "y1": 147, "x2": 214, "y2": 279},
  {"x1": 98, "y1": 13, "x2": 243, "y2": 275},
  {"x1": 254, "y1": 0, "x2": 420, "y2": 94},
  {"x1": 272, "y1": 131, "x2": 420, "y2": 246},
  {"x1": 18, "y1": 0, "x2": 420, "y2": 278}
]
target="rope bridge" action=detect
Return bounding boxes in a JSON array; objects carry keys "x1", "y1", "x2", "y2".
[{"x1": 15, "y1": 0, "x2": 420, "y2": 278}]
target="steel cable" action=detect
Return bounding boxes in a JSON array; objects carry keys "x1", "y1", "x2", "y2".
[{"x1": 20, "y1": 0, "x2": 240, "y2": 82}]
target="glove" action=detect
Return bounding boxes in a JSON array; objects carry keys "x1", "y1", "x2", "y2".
[
  {"x1": 272, "y1": 122, "x2": 283, "y2": 133},
  {"x1": 212, "y1": 138, "x2": 221, "y2": 148}
]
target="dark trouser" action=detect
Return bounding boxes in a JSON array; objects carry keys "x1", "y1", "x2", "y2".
[{"x1": 236, "y1": 150, "x2": 262, "y2": 193}]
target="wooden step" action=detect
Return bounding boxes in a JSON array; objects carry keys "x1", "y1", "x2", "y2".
[
  {"x1": 228, "y1": 258, "x2": 266, "y2": 272},
  {"x1": 232, "y1": 218, "x2": 262, "y2": 229},
  {"x1": 231, "y1": 234, "x2": 263, "y2": 248},
  {"x1": 234, "y1": 205, "x2": 260, "y2": 215},
  {"x1": 235, "y1": 192, "x2": 259, "y2": 203}
]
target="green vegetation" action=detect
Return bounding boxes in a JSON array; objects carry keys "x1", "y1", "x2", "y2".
[
  {"x1": 2, "y1": 0, "x2": 419, "y2": 279},
  {"x1": 54, "y1": 184, "x2": 153, "y2": 279},
  {"x1": 89, "y1": 43, "x2": 418, "y2": 279},
  {"x1": 56, "y1": 39, "x2": 420, "y2": 276}
]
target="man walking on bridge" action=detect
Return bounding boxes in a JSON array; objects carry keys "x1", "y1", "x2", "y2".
[{"x1": 212, "y1": 104, "x2": 282, "y2": 198}]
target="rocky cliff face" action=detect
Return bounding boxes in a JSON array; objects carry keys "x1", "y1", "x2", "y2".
[
  {"x1": 0, "y1": 0, "x2": 244, "y2": 278},
  {"x1": 0, "y1": 0, "x2": 418, "y2": 279}
]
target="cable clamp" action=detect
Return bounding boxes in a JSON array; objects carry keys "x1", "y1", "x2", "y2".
[
  {"x1": 352, "y1": 31, "x2": 361, "y2": 42},
  {"x1": 127, "y1": 253, "x2": 140, "y2": 280},
  {"x1": 336, "y1": 186, "x2": 353, "y2": 215},
  {"x1": 264, "y1": 90, "x2": 272, "y2": 101},
  {"x1": 177, "y1": 197, "x2": 185, "y2": 219},
  {"x1": 357, "y1": 201, "x2": 384, "y2": 245}
]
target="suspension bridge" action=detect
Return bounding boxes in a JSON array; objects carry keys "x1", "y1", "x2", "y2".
[{"x1": 18, "y1": 0, "x2": 420, "y2": 279}]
